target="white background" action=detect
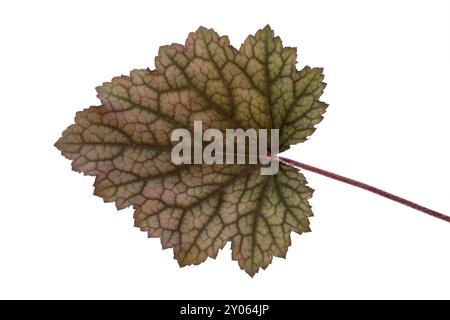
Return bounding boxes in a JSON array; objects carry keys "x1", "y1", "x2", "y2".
[{"x1": 0, "y1": 0, "x2": 449, "y2": 299}]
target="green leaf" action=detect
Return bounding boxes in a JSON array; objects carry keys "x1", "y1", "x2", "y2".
[{"x1": 55, "y1": 25, "x2": 327, "y2": 276}]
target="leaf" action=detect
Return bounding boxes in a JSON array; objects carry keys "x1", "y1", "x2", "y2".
[{"x1": 55, "y1": 25, "x2": 327, "y2": 276}]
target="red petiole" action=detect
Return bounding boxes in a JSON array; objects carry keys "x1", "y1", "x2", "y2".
[{"x1": 276, "y1": 156, "x2": 450, "y2": 223}]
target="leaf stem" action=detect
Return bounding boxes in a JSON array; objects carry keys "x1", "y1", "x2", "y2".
[{"x1": 277, "y1": 156, "x2": 450, "y2": 223}]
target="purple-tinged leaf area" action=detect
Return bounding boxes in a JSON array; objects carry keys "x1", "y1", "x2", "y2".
[{"x1": 55, "y1": 25, "x2": 327, "y2": 276}]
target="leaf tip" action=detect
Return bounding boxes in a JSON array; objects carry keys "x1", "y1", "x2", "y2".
[{"x1": 262, "y1": 24, "x2": 273, "y2": 32}]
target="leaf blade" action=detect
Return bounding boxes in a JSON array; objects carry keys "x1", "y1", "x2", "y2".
[{"x1": 55, "y1": 25, "x2": 327, "y2": 276}]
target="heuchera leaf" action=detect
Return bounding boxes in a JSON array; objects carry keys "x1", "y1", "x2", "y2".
[{"x1": 55, "y1": 25, "x2": 327, "y2": 276}]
